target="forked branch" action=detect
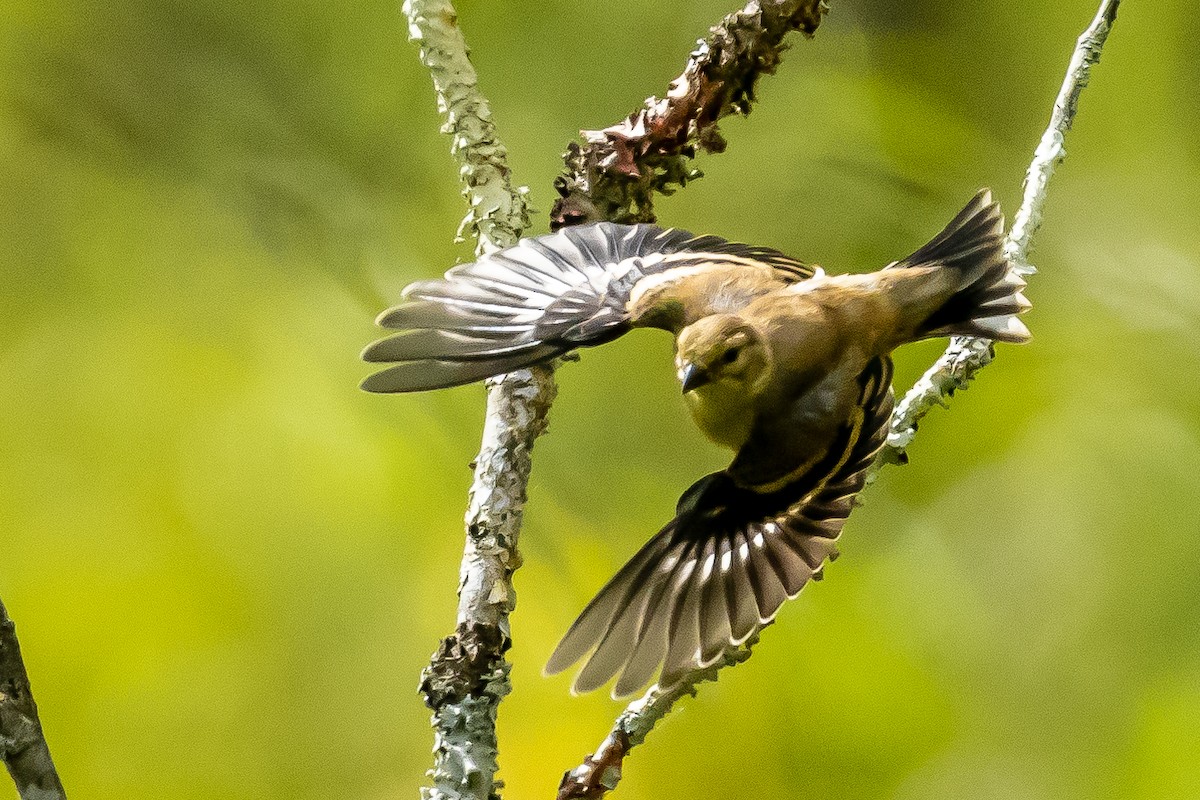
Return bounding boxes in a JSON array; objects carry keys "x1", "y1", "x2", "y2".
[{"x1": 404, "y1": 1, "x2": 830, "y2": 798}]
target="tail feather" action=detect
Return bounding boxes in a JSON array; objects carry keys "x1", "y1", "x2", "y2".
[{"x1": 889, "y1": 188, "x2": 1031, "y2": 344}]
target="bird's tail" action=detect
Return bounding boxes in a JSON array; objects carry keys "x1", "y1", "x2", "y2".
[{"x1": 886, "y1": 188, "x2": 1031, "y2": 344}]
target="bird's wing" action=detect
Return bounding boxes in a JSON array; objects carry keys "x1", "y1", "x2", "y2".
[
  {"x1": 546, "y1": 357, "x2": 895, "y2": 696},
  {"x1": 362, "y1": 223, "x2": 816, "y2": 392}
]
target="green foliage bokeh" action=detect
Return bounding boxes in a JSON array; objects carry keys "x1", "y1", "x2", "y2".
[{"x1": 1, "y1": 1, "x2": 1198, "y2": 798}]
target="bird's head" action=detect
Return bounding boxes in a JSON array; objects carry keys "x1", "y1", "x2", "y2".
[{"x1": 674, "y1": 315, "x2": 772, "y2": 397}]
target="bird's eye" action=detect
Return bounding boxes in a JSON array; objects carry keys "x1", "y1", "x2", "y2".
[{"x1": 722, "y1": 346, "x2": 741, "y2": 364}]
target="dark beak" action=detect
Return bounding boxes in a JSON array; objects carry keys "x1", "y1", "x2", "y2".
[{"x1": 680, "y1": 363, "x2": 711, "y2": 393}]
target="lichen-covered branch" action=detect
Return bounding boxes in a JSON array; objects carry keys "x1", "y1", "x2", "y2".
[
  {"x1": 882, "y1": 0, "x2": 1121, "y2": 462},
  {"x1": 417, "y1": 367, "x2": 556, "y2": 800},
  {"x1": 0, "y1": 599, "x2": 67, "y2": 800},
  {"x1": 402, "y1": 2, "x2": 546, "y2": 799},
  {"x1": 550, "y1": 0, "x2": 829, "y2": 228},
  {"x1": 560, "y1": 1, "x2": 1121, "y2": 796},
  {"x1": 402, "y1": 0, "x2": 531, "y2": 253},
  {"x1": 557, "y1": 633, "x2": 763, "y2": 800}
]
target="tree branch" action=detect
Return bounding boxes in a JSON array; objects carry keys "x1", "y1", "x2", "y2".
[
  {"x1": 0, "y1": 599, "x2": 66, "y2": 800},
  {"x1": 402, "y1": 2, "x2": 547, "y2": 799},
  {"x1": 559, "y1": 1, "x2": 1121, "y2": 797},
  {"x1": 551, "y1": 0, "x2": 829, "y2": 228},
  {"x1": 558, "y1": 633, "x2": 764, "y2": 800},
  {"x1": 401, "y1": 0, "x2": 532, "y2": 253},
  {"x1": 881, "y1": 0, "x2": 1121, "y2": 462}
]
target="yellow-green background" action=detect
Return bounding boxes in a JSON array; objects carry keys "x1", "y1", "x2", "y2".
[{"x1": 2, "y1": 1, "x2": 1197, "y2": 798}]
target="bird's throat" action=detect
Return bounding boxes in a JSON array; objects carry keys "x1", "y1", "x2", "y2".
[{"x1": 684, "y1": 384, "x2": 755, "y2": 450}]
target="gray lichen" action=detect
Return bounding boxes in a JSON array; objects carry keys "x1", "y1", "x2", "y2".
[
  {"x1": 403, "y1": 0, "x2": 532, "y2": 254},
  {"x1": 419, "y1": 368, "x2": 555, "y2": 800}
]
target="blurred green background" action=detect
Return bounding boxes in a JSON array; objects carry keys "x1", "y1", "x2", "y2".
[{"x1": 2, "y1": 0, "x2": 1197, "y2": 798}]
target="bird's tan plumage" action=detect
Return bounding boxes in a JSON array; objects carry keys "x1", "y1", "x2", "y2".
[{"x1": 364, "y1": 189, "x2": 1030, "y2": 696}]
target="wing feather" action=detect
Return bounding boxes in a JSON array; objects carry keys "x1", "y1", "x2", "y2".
[
  {"x1": 610, "y1": 539, "x2": 691, "y2": 697},
  {"x1": 546, "y1": 357, "x2": 895, "y2": 695},
  {"x1": 364, "y1": 222, "x2": 817, "y2": 392}
]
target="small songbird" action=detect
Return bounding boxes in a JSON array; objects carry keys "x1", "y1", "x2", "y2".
[{"x1": 362, "y1": 190, "x2": 1030, "y2": 697}]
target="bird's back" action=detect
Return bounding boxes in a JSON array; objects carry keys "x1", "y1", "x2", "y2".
[{"x1": 627, "y1": 259, "x2": 796, "y2": 332}]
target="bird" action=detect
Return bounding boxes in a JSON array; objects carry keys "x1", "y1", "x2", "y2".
[{"x1": 361, "y1": 189, "x2": 1030, "y2": 697}]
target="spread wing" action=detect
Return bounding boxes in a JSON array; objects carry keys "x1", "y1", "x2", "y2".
[
  {"x1": 545, "y1": 357, "x2": 894, "y2": 697},
  {"x1": 361, "y1": 222, "x2": 817, "y2": 392}
]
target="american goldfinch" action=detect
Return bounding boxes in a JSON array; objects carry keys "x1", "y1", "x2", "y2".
[{"x1": 363, "y1": 189, "x2": 1030, "y2": 696}]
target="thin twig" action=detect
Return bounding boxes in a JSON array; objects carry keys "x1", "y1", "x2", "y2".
[
  {"x1": 402, "y1": 2, "x2": 545, "y2": 799},
  {"x1": 0, "y1": 599, "x2": 67, "y2": 800},
  {"x1": 558, "y1": 634, "x2": 763, "y2": 800},
  {"x1": 560, "y1": 1, "x2": 1121, "y2": 796},
  {"x1": 882, "y1": 0, "x2": 1121, "y2": 461}
]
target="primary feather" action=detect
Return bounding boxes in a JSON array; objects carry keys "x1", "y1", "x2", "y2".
[{"x1": 362, "y1": 224, "x2": 816, "y2": 392}]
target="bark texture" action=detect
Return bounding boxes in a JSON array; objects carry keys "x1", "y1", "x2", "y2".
[
  {"x1": 401, "y1": 2, "x2": 546, "y2": 799},
  {"x1": 551, "y1": 0, "x2": 829, "y2": 228},
  {"x1": 0, "y1": 600, "x2": 66, "y2": 800}
]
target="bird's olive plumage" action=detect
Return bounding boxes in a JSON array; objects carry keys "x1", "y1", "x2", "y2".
[{"x1": 364, "y1": 189, "x2": 1030, "y2": 697}]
